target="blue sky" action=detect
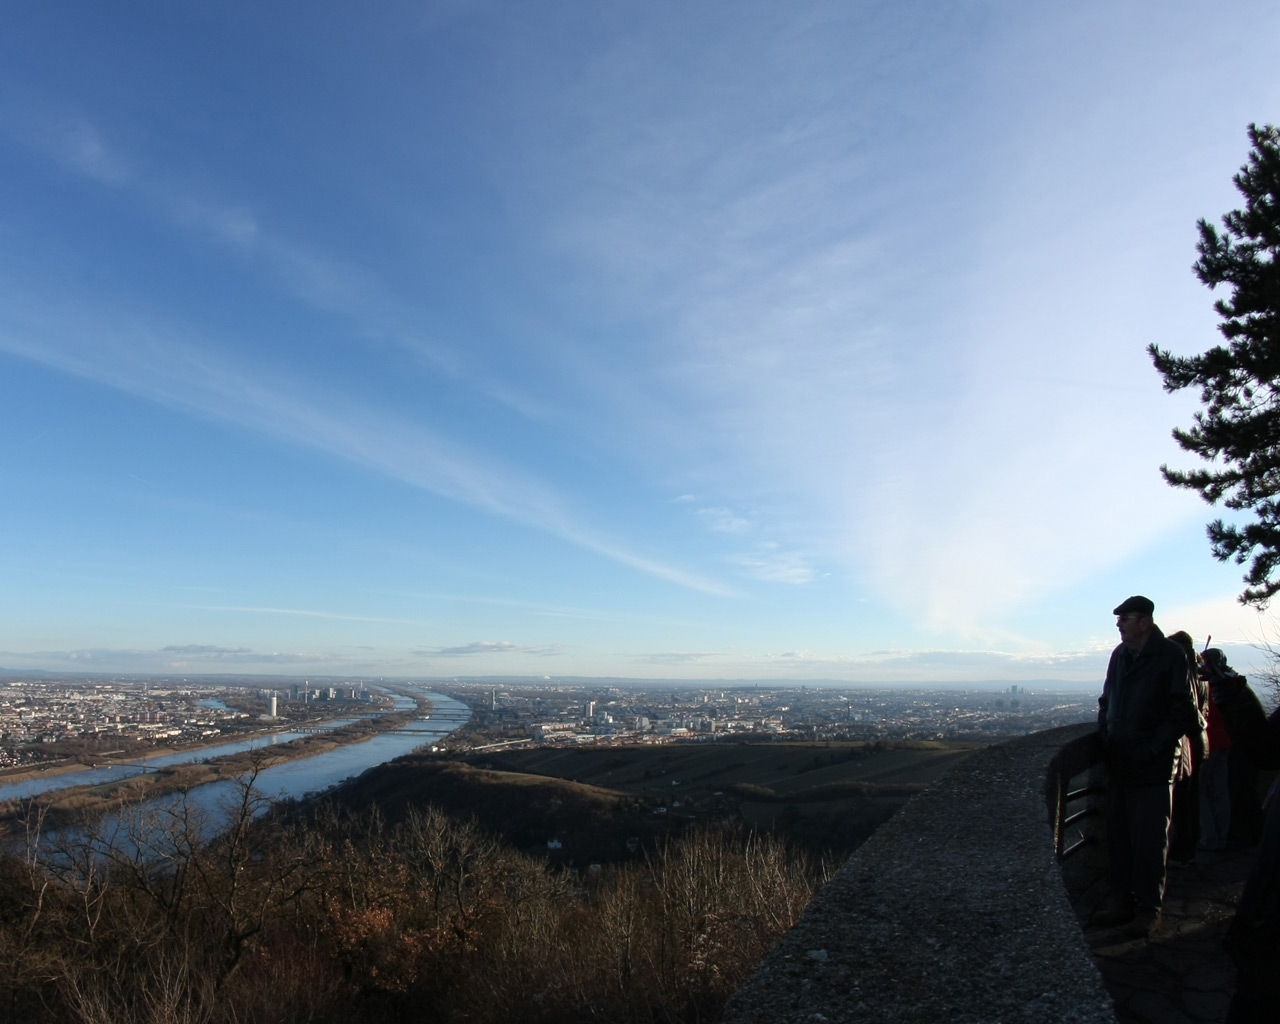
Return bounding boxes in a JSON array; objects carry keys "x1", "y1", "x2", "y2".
[{"x1": 2, "y1": 1, "x2": 1279, "y2": 684}]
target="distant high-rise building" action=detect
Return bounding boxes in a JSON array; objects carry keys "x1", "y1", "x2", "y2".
[
  {"x1": 584, "y1": 700, "x2": 596, "y2": 719},
  {"x1": 268, "y1": 695, "x2": 278, "y2": 718},
  {"x1": 490, "y1": 687, "x2": 497, "y2": 711}
]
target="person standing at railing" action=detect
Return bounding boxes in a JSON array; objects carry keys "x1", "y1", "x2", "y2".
[
  {"x1": 1093, "y1": 595, "x2": 1199, "y2": 938},
  {"x1": 1200, "y1": 671, "x2": 1233, "y2": 852},
  {"x1": 1202, "y1": 648, "x2": 1269, "y2": 845},
  {"x1": 1166, "y1": 630, "x2": 1209, "y2": 864}
]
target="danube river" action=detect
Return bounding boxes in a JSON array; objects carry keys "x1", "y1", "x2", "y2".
[{"x1": 0, "y1": 688, "x2": 470, "y2": 806}]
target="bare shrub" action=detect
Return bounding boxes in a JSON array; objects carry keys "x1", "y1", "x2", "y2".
[{"x1": 0, "y1": 792, "x2": 823, "y2": 1024}]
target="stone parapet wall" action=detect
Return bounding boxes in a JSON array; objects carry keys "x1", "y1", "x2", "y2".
[{"x1": 722, "y1": 723, "x2": 1115, "y2": 1023}]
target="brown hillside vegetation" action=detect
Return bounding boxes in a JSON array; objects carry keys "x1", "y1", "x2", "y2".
[
  {"x1": 0, "y1": 783, "x2": 820, "y2": 1024},
  {"x1": 0, "y1": 740, "x2": 980, "y2": 1023},
  {"x1": 320, "y1": 757, "x2": 648, "y2": 864},
  {"x1": 419, "y1": 740, "x2": 981, "y2": 861},
  {"x1": 480, "y1": 738, "x2": 976, "y2": 793}
]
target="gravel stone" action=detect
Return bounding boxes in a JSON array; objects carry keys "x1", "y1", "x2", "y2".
[{"x1": 721, "y1": 724, "x2": 1115, "y2": 1024}]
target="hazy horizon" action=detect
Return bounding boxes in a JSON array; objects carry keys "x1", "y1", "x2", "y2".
[{"x1": 0, "y1": 664, "x2": 1134, "y2": 694}]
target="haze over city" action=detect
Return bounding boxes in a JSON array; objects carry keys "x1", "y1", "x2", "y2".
[{"x1": 3, "y1": 1, "x2": 1279, "y2": 683}]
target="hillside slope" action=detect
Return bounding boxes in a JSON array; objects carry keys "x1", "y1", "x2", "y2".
[{"x1": 319, "y1": 740, "x2": 981, "y2": 864}]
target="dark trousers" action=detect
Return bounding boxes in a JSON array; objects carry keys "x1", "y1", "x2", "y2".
[
  {"x1": 1170, "y1": 755, "x2": 1203, "y2": 861},
  {"x1": 1225, "y1": 779, "x2": 1280, "y2": 1022},
  {"x1": 1228, "y1": 751, "x2": 1263, "y2": 843},
  {"x1": 1105, "y1": 780, "x2": 1174, "y2": 910}
]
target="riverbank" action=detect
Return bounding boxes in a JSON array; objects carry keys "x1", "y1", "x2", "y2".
[
  {"x1": 0, "y1": 693, "x2": 431, "y2": 831},
  {"x1": 0, "y1": 708, "x2": 356, "y2": 786}
]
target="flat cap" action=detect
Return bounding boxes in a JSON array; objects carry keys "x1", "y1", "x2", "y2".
[{"x1": 1113, "y1": 595, "x2": 1155, "y2": 616}]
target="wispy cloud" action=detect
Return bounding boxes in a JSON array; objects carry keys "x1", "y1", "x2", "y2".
[
  {"x1": 729, "y1": 646, "x2": 1106, "y2": 683},
  {"x1": 0, "y1": 291, "x2": 733, "y2": 597},
  {"x1": 0, "y1": 645, "x2": 352, "y2": 672},
  {"x1": 370, "y1": 589, "x2": 718, "y2": 628},
  {"x1": 0, "y1": 112, "x2": 745, "y2": 598},
  {"x1": 684, "y1": 502, "x2": 813, "y2": 584},
  {"x1": 7, "y1": 7, "x2": 1273, "y2": 677},
  {"x1": 637, "y1": 650, "x2": 727, "y2": 664},
  {"x1": 417, "y1": 641, "x2": 566, "y2": 658},
  {"x1": 162, "y1": 644, "x2": 252, "y2": 656},
  {"x1": 200, "y1": 606, "x2": 422, "y2": 625},
  {"x1": 558, "y1": 529, "x2": 739, "y2": 597},
  {"x1": 697, "y1": 506, "x2": 751, "y2": 534},
  {"x1": 6, "y1": 108, "x2": 565, "y2": 430},
  {"x1": 24, "y1": 112, "x2": 387, "y2": 318},
  {"x1": 731, "y1": 544, "x2": 814, "y2": 584},
  {"x1": 49, "y1": 119, "x2": 131, "y2": 185},
  {"x1": 490, "y1": 3, "x2": 1273, "y2": 637}
]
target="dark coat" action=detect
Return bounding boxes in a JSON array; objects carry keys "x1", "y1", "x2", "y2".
[
  {"x1": 1268, "y1": 705, "x2": 1280, "y2": 770},
  {"x1": 1211, "y1": 673, "x2": 1269, "y2": 761},
  {"x1": 1168, "y1": 632, "x2": 1209, "y2": 763},
  {"x1": 1188, "y1": 672, "x2": 1211, "y2": 763},
  {"x1": 1098, "y1": 624, "x2": 1199, "y2": 785},
  {"x1": 1223, "y1": 774, "x2": 1280, "y2": 1004}
]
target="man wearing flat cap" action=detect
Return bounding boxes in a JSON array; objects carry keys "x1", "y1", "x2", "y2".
[{"x1": 1094, "y1": 595, "x2": 1198, "y2": 937}]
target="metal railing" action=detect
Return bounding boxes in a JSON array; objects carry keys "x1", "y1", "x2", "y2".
[{"x1": 1047, "y1": 729, "x2": 1105, "y2": 862}]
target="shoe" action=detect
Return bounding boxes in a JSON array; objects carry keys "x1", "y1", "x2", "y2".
[
  {"x1": 1092, "y1": 900, "x2": 1136, "y2": 928},
  {"x1": 1125, "y1": 907, "x2": 1161, "y2": 938}
]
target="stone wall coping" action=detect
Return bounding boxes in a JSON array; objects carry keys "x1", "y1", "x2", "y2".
[{"x1": 721, "y1": 723, "x2": 1115, "y2": 1023}]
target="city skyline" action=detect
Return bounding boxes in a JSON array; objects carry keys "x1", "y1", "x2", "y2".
[{"x1": 3, "y1": 2, "x2": 1280, "y2": 683}]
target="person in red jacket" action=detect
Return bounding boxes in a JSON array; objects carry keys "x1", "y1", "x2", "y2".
[{"x1": 1203, "y1": 648, "x2": 1269, "y2": 844}]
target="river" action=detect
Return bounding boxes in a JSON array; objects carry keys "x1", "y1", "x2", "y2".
[{"x1": 0, "y1": 689, "x2": 470, "y2": 806}]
